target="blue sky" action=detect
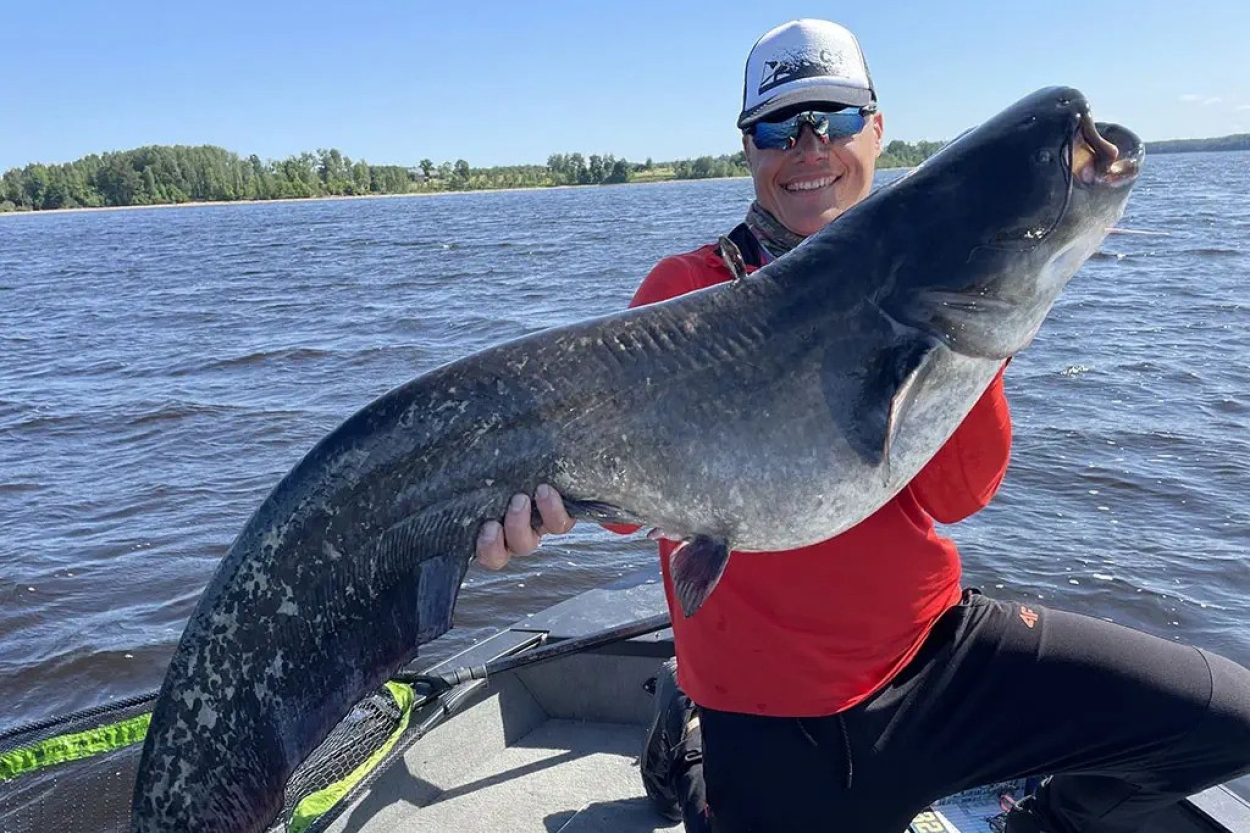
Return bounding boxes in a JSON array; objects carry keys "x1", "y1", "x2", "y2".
[{"x1": 5, "y1": 0, "x2": 1247, "y2": 172}]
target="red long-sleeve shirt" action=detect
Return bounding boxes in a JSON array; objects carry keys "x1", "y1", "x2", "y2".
[{"x1": 609, "y1": 244, "x2": 1012, "y2": 717}]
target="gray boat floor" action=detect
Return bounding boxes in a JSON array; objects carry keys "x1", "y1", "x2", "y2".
[
  {"x1": 326, "y1": 652, "x2": 682, "y2": 833},
  {"x1": 393, "y1": 719, "x2": 678, "y2": 833}
]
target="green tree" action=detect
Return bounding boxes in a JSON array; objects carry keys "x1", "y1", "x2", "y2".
[
  {"x1": 606, "y1": 159, "x2": 631, "y2": 184},
  {"x1": 42, "y1": 168, "x2": 72, "y2": 209},
  {"x1": 23, "y1": 164, "x2": 49, "y2": 208},
  {"x1": 369, "y1": 165, "x2": 410, "y2": 193},
  {"x1": 318, "y1": 148, "x2": 348, "y2": 191},
  {"x1": 94, "y1": 159, "x2": 142, "y2": 205},
  {"x1": 568, "y1": 153, "x2": 586, "y2": 185},
  {"x1": 352, "y1": 160, "x2": 371, "y2": 193},
  {"x1": 2, "y1": 169, "x2": 25, "y2": 207},
  {"x1": 142, "y1": 167, "x2": 160, "y2": 203}
]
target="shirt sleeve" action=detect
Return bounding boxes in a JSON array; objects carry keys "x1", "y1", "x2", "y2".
[
  {"x1": 628, "y1": 254, "x2": 703, "y2": 309},
  {"x1": 907, "y1": 365, "x2": 1013, "y2": 524}
]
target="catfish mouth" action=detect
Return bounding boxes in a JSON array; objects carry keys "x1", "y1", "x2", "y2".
[{"x1": 1071, "y1": 111, "x2": 1143, "y2": 187}]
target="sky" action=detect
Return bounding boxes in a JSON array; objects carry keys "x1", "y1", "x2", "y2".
[{"x1": 4, "y1": 0, "x2": 1248, "y2": 172}]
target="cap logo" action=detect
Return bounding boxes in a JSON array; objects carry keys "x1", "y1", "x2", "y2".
[{"x1": 758, "y1": 48, "x2": 846, "y2": 95}]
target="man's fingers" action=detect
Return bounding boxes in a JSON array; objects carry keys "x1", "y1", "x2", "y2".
[
  {"x1": 475, "y1": 521, "x2": 509, "y2": 570},
  {"x1": 475, "y1": 486, "x2": 574, "y2": 571},
  {"x1": 502, "y1": 492, "x2": 541, "y2": 556},
  {"x1": 535, "y1": 484, "x2": 575, "y2": 535}
]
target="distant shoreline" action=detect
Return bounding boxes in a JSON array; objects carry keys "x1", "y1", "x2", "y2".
[
  {"x1": 0, "y1": 176, "x2": 750, "y2": 218},
  {"x1": 1144, "y1": 137, "x2": 1250, "y2": 154},
  {"x1": 0, "y1": 183, "x2": 557, "y2": 217},
  {"x1": 3, "y1": 138, "x2": 1244, "y2": 218}
]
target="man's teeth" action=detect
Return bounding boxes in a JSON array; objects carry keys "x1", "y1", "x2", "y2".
[{"x1": 784, "y1": 176, "x2": 836, "y2": 192}]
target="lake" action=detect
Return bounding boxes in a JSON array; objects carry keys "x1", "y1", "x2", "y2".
[{"x1": 2, "y1": 153, "x2": 1248, "y2": 738}]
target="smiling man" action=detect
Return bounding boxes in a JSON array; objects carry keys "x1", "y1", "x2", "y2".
[
  {"x1": 475, "y1": 18, "x2": 1250, "y2": 833},
  {"x1": 735, "y1": 19, "x2": 883, "y2": 241}
]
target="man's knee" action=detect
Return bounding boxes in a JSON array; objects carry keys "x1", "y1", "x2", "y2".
[{"x1": 1195, "y1": 650, "x2": 1250, "y2": 781}]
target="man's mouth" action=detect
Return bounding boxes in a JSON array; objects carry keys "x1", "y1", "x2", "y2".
[{"x1": 782, "y1": 175, "x2": 838, "y2": 193}]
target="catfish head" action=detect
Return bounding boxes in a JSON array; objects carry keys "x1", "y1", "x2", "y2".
[{"x1": 820, "y1": 85, "x2": 1145, "y2": 362}]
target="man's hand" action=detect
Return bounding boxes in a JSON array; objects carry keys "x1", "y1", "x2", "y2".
[{"x1": 475, "y1": 484, "x2": 575, "y2": 570}]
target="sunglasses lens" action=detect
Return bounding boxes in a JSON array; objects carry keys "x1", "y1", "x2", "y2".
[
  {"x1": 752, "y1": 119, "x2": 799, "y2": 149},
  {"x1": 751, "y1": 110, "x2": 867, "y2": 149},
  {"x1": 824, "y1": 111, "x2": 867, "y2": 137}
]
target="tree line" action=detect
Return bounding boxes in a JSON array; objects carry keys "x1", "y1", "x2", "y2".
[
  {"x1": 0, "y1": 146, "x2": 414, "y2": 212},
  {"x1": 879, "y1": 139, "x2": 947, "y2": 168},
  {"x1": 1144, "y1": 134, "x2": 1250, "y2": 154},
  {"x1": 1, "y1": 139, "x2": 950, "y2": 213}
]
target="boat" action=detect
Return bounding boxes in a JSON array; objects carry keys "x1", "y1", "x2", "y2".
[{"x1": 2, "y1": 565, "x2": 1248, "y2": 832}]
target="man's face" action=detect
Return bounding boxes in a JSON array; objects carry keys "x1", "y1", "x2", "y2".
[{"x1": 743, "y1": 110, "x2": 884, "y2": 237}]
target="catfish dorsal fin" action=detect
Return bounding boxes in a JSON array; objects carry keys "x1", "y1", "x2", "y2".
[{"x1": 670, "y1": 536, "x2": 731, "y2": 617}]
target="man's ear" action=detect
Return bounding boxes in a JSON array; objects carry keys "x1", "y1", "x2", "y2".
[{"x1": 871, "y1": 111, "x2": 885, "y2": 158}]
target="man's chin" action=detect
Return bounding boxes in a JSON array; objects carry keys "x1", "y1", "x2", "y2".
[
  {"x1": 785, "y1": 209, "x2": 843, "y2": 237},
  {"x1": 772, "y1": 196, "x2": 848, "y2": 236}
]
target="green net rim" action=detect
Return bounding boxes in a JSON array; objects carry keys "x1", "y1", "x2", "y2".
[
  {"x1": 0, "y1": 712, "x2": 152, "y2": 782},
  {"x1": 288, "y1": 681, "x2": 415, "y2": 833},
  {"x1": 1, "y1": 681, "x2": 418, "y2": 833}
]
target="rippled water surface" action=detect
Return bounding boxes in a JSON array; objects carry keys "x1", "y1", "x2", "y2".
[{"x1": 2, "y1": 153, "x2": 1248, "y2": 735}]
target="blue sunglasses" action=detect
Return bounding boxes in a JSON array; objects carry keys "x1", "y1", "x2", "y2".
[{"x1": 750, "y1": 107, "x2": 875, "y2": 150}]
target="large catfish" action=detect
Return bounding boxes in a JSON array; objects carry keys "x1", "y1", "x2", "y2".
[{"x1": 131, "y1": 86, "x2": 1143, "y2": 831}]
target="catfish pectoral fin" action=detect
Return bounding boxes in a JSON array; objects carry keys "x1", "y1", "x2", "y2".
[
  {"x1": 558, "y1": 497, "x2": 646, "y2": 527},
  {"x1": 670, "y1": 536, "x2": 732, "y2": 617}
]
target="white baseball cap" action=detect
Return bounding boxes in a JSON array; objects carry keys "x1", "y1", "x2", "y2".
[{"x1": 737, "y1": 19, "x2": 877, "y2": 129}]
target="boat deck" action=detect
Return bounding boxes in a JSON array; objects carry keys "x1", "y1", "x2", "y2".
[
  {"x1": 387, "y1": 719, "x2": 674, "y2": 833},
  {"x1": 324, "y1": 650, "x2": 679, "y2": 833}
]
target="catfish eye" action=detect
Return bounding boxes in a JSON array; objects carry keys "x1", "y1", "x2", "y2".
[{"x1": 1036, "y1": 149, "x2": 1053, "y2": 164}]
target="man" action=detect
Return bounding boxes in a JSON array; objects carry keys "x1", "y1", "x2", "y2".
[{"x1": 476, "y1": 18, "x2": 1250, "y2": 833}]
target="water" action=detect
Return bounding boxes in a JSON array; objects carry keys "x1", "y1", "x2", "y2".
[{"x1": 1, "y1": 154, "x2": 1248, "y2": 740}]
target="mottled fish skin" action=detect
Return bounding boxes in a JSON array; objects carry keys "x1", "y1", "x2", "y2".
[{"x1": 130, "y1": 86, "x2": 1142, "y2": 832}]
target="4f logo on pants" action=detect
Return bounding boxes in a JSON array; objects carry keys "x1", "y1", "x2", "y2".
[{"x1": 1019, "y1": 606, "x2": 1039, "y2": 629}]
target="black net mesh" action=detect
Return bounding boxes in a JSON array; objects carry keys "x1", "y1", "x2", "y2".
[
  {"x1": 0, "y1": 693, "x2": 156, "y2": 833},
  {"x1": 0, "y1": 684, "x2": 411, "y2": 833},
  {"x1": 283, "y1": 682, "x2": 411, "y2": 833}
]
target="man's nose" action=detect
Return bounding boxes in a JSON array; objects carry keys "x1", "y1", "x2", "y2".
[{"x1": 792, "y1": 124, "x2": 829, "y2": 156}]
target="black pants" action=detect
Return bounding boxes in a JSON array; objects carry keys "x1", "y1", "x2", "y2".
[{"x1": 681, "y1": 590, "x2": 1250, "y2": 833}]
